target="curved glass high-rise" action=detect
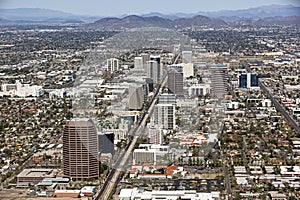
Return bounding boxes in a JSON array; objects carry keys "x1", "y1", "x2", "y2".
[{"x1": 63, "y1": 118, "x2": 99, "y2": 180}]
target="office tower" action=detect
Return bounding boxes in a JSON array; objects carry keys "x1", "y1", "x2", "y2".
[
  {"x1": 142, "y1": 83, "x2": 149, "y2": 102},
  {"x1": 188, "y1": 84, "x2": 211, "y2": 97},
  {"x1": 167, "y1": 69, "x2": 184, "y2": 97},
  {"x1": 158, "y1": 93, "x2": 176, "y2": 104},
  {"x1": 182, "y1": 51, "x2": 192, "y2": 63},
  {"x1": 128, "y1": 85, "x2": 143, "y2": 110},
  {"x1": 146, "y1": 60, "x2": 161, "y2": 84},
  {"x1": 239, "y1": 73, "x2": 259, "y2": 88},
  {"x1": 98, "y1": 132, "x2": 114, "y2": 156},
  {"x1": 133, "y1": 144, "x2": 169, "y2": 165},
  {"x1": 107, "y1": 58, "x2": 119, "y2": 72},
  {"x1": 211, "y1": 65, "x2": 228, "y2": 99},
  {"x1": 239, "y1": 74, "x2": 247, "y2": 88},
  {"x1": 63, "y1": 118, "x2": 99, "y2": 180},
  {"x1": 182, "y1": 63, "x2": 194, "y2": 78},
  {"x1": 148, "y1": 126, "x2": 164, "y2": 144},
  {"x1": 150, "y1": 55, "x2": 163, "y2": 82},
  {"x1": 134, "y1": 57, "x2": 143, "y2": 70},
  {"x1": 133, "y1": 149, "x2": 156, "y2": 165},
  {"x1": 169, "y1": 63, "x2": 194, "y2": 78},
  {"x1": 153, "y1": 104, "x2": 176, "y2": 130},
  {"x1": 150, "y1": 55, "x2": 161, "y2": 65},
  {"x1": 141, "y1": 53, "x2": 150, "y2": 64},
  {"x1": 145, "y1": 78, "x2": 154, "y2": 92},
  {"x1": 250, "y1": 74, "x2": 258, "y2": 87}
]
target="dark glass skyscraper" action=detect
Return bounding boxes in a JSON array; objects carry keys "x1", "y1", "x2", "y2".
[
  {"x1": 251, "y1": 74, "x2": 258, "y2": 87},
  {"x1": 239, "y1": 73, "x2": 258, "y2": 88},
  {"x1": 167, "y1": 69, "x2": 184, "y2": 97},
  {"x1": 239, "y1": 74, "x2": 247, "y2": 88}
]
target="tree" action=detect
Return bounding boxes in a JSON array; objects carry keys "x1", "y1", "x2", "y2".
[
  {"x1": 3, "y1": 148, "x2": 12, "y2": 157},
  {"x1": 116, "y1": 141, "x2": 122, "y2": 148},
  {"x1": 188, "y1": 157, "x2": 192, "y2": 166}
]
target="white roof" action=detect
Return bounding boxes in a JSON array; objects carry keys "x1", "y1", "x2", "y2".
[
  {"x1": 119, "y1": 189, "x2": 133, "y2": 198},
  {"x1": 55, "y1": 190, "x2": 80, "y2": 193},
  {"x1": 81, "y1": 186, "x2": 96, "y2": 192}
]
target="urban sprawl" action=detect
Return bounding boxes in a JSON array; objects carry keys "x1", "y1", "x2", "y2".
[{"x1": 0, "y1": 22, "x2": 299, "y2": 200}]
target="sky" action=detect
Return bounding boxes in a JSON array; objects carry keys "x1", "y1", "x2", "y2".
[{"x1": 0, "y1": 0, "x2": 299, "y2": 16}]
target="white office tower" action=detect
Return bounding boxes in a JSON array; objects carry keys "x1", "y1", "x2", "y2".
[
  {"x1": 148, "y1": 126, "x2": 164, "y2": 144},
  {"x1": 133, "y1": 149, "x2": 156, "y2": 165},
  {"x1": 158, "y1": 93, "x2": 176, "y2": 104},
  {"x1": 107, "y1": 58, "x2": 119, "y2": 72},
  {"x1": 188, "y1": 84, "x2": 211, "y2": 97},
  {"x1": 146, "y1": 60, "x2": 161, "y2": 84},
  {"x1": 211, "y1": 65, "x2": 228, "y2": 99},
  {"x1": 182, "y1": 63, "x2": 194, "y2": 77},
  {"x1": 134, "y1": 57, "x2": 143, "y2": 70},
  {"x1": 182, "y1": 51, "x2": 192, "y2": 63},
  {"x1": 128, "y1": 85, "x2": 144, "y2": 110},
  {"x1": 152, "y1": 103, "x2": 176, "y2": 130},
  {"x1": 133, "y1": 144, "x2": 169, "y2": 165},
  {"x1": 169, "y1": 63, "x2": 194, "y2": 78},
  {"x1": 150, "y1": 55, "x2": 162, "y2": 82}
]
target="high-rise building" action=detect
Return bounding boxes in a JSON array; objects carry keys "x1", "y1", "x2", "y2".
[
  {"x1": 182, "y1": 63, "x2": 194, "y2": 78},
  {"x1": 169, "y1": 63, "x2": 194, "y2": 78},
  {"x1": 148, "y1": 126, "x2": 164, "y2": 144},
  {"x1": 63, "y1": 118, "x2": 99, "y2": 180},
  {"x1": 182, "y1": 51, "x2": 192, "y2": 63},
  {"x1": 146, "y1": 60, "x2": 161, "y2": 84},
  {"x1": 150, "y1": 55, "x2": 163, "y2": 82},
  {"x1": 239, "y1": 73, "x2": 258, "y2": 88},
  {"x1": 98, "y1": 132, "x2": 114, "y2": 156},
  {"x1": 128, "y1": 85, "x2": 144, "y2": 110},
  {"x1": 150, "y1": 55, "x2": 161, "y2": 65},
  {"x1": 158, "y1": 93, "x2": 176, "y2": 105},
  {"x1": 168, "y1": 69, "x2": 184, "y2": 97},
  {"x1": 133, "y1": 149, "x2": 156, "y2": 165},
  {"x1": 145, "y1": 78, "x2": 154, "y2": 92},
  {"x1": 134, "y1": 57, "x2": 143, "y2": 70},
  {"x1": 133, "y1": 144, "x2": 169, "y2": 165},
  {"x1": 250, "y1": 74, "x2": 258, "y2": 87},
  {"x1": 188, "y1": 84, "x2": 211, "y2": 97},
  {"x1": 152, "y1": 104, "x2": 176, "y2": 130},
  {"x1": 211, "y1": 64, "x2": 228, "y2": 99},
  {"x1": 107, "y1": 58, "x2": 119, "y2": 72},
  {"x1": 141, "y1": 53, "x2": 150, "y2": 65}
]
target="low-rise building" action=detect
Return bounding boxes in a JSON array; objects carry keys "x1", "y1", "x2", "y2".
[
  {"x1": 53, "y1": 190, "x2": 81, "y2": 198},
  {"x1": 17, "y1": 168, "x2": 58, "y2": 184},
  {"x1": 118, "y1": 188, "x2": 220, "y2": 200}
]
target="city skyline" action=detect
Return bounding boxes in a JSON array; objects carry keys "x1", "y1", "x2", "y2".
[{"x1": 0, "y1": 0, "x2": 299, "y2": 16}]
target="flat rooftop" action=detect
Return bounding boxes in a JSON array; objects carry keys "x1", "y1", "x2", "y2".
[{"x1": 17, "y1": 168, "x2": 56, "y2": 178}]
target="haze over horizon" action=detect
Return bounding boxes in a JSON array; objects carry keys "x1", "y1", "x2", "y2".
[{"x1": 0, "y1": 0, "x2": 299, "y2": 16}]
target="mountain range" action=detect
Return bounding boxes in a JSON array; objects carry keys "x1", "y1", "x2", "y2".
[
  {"x1": 89, "y1": 15, "x2": 300, "y2": 29},
  {"x1": 89, "y1": 15, "x2": 229, "y2": 29},
  {"x1": 0, "y1": 4, "x2": 299, "y2": 27}
]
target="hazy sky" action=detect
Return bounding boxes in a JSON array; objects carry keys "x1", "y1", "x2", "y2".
[{"x1": 0, "y1": 0, "x2": 299, "y2": 16}]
